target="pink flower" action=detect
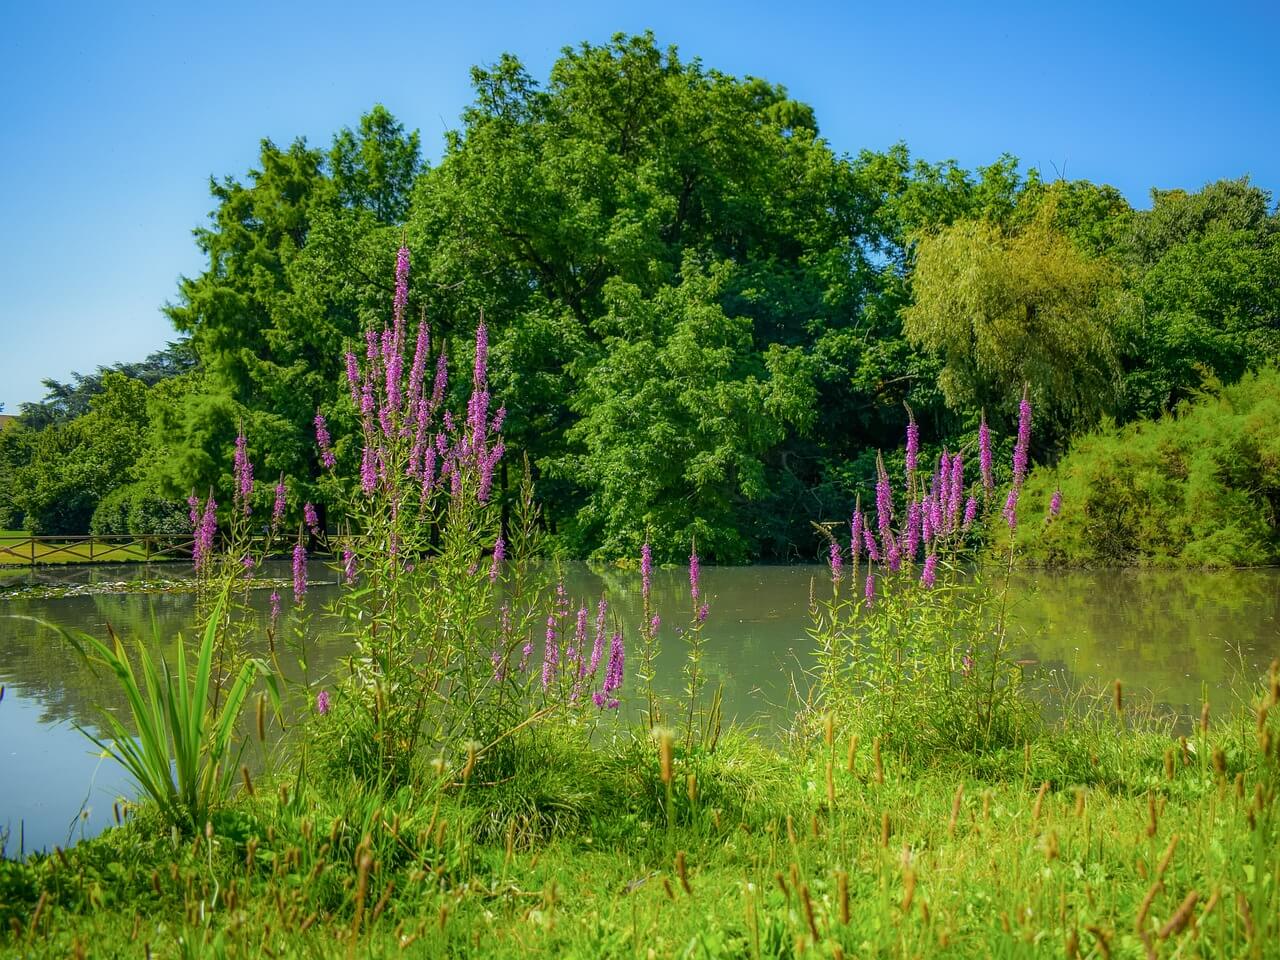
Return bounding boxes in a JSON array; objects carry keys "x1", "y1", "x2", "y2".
[{"x1": 316, "y1": 690, "x2": 331, "y2": 716}]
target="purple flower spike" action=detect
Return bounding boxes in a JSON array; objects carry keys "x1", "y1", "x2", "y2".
[
  {"x1": 1002, "y1": 486, "x2": 1020, "y2": 532},
  {"x1": 314, "y1": 413, "x2": 336, "y2": 470},
  {"x1": 829, "y1": 540, "x2": 842, "y2": 582},
  {"x1": 1050, "y1": 488, "x2": 1063, "y2": 517},
  {"x1": 689, "y1": 545, "x2": 701, "y2": 603},
  {"x1": 316, "y1": 690, "x2": 331, "y2": 716},
  {"x1": 272, "y1": 477, "x2": 287, "y2": 532},
  {"x1": 1013, "y1": 386, "x2": 1032, "y2": 485},
  {"x1": 905, "y1": 414, "x2": 919, "y2": 482},
  {"x1": 342, "y1": 548, "x2": 356, "y2": 583},
  {"x1": 864, "y1": 572, "x2": 875, "y2": 608},
  {"x1": 979, "y1": 414, "x2": 994, "y2": 493},
  {"x1": 233, "y1": 432, "x2": 253, "y2": 515},
  {"x1": 269, "y1": 590, "x2": 280, "y2": 630},
  {"x1": 862, "y1": 524, "x2": 881, "y2": 564},
  {"x1": 875, "y1": 455, "x2": 894, "y2": 542},
  {"x1": 640, "y1": 542, "x2": 653, "y2": 600},
  {"x1": 850, "y1": 506, "x2": 864, "y2": 566},
  {"x1": 490, "y1": 536, "x2": 505, "y2": 583},
  {"x1": 303, "y1": 501, "x2": 320, "y2": 536},
  {"x1": 962, "y1": 496, "x2": 979, "y2": 531},
  {"x1": 292, "y1": 542, "x2": 307, "y2": 602},
  {"x1": 921, "y1": 552, "x2": 938, "y2": 588},
  {"x1": 542, "y1": 614, "x2": 559, "y2": 690}
]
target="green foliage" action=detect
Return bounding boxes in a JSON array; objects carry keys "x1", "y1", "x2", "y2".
[
  {"x1": 1016, "y1": 366, "x2": 1280, "y2": 567},
  {"x1": 51, "y1": 593, "x2": 278, "y2": 830}
]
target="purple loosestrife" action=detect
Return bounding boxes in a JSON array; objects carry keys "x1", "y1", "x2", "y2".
[
  {"x1": 570, "y1": 606, "x2": 588, "y2": 671},
  {"x1": 292, "y1": 543, "x2": 307, "y2": 603},
  {"x1": 1050, "y1": 488, "x2": 1063, "y2": 517},
  {"x1": 195, "y1": 496, "x2": 217, "y2": 573},
  {"x1": 345, "y1": 351, "x2": 361, "y2": 406},
  {"x1": 979, "y1": 414, "x2": 994, "y2": 494},
  {"x1": 587, "y1": 599, "x2": 607, "y2": 677},
  {"x1": 1002, "y1": 486, "x2": 1020, "y2": 531},
  {"x1": 650, "y1": 614, "x2": 661, "y2": 634},
  {"x1": 905, "y1": 501, "x2": 922, "y2": 560},
  {"x1": 407, "y1": 322, "x2": 429, "y2": 418},
  {"x1": 272, "y1": 477, "x2": 287, "y2": 533},
  {"x1": 947, "y1": 451, "x2": 964, "y2": 531},
  {"x1": 697, "y1": 603, "x2": 709, "y2": 623},
  {"x1": 489, "y1": 536, "x2": 505, "y2": 583},
  {"x1": 269, "y1": 590, "x2": 281, "y2": 631},
  {"x1": 875, "y1": 455, "x2": 894, "y2": 543},
  {"x1": 862, "y1": 524, "x2": 881, "y2": 564},
  {"x1": 905, "y1": 412, "x2": 919, "y2": 483},
  {"x1": 304, "y1": 502, "x2": 320, "y2": 537},
  {"x1": 864, "y1": 572, "x2": 875, "y2": 608},
  {"x1": 962, "y1": 496, "x2": 979, "y2": 531},
  {"x1": 187, "y1": 492, "x2": 199, "y2": 527},
  {"x1": 640, "y1": 542, "x2": 653, "y2": 600},
  {"x1": 850, "y1": 503, "x2": 864, "y2": 567},
  {"x1": 233, "y1": 432, "x2": 253, "y2": 515},
  {"x1": 829, "y1": 540, "x2": 842, "y2": 582},
  {"x1": 1013, "y1": 386, "x2": 1032, "y2": 485},
  {"x1": 342, "y1": 548, "x2": 356, "y2": 583},
  {"x1": 921, "y1": 552, "x2": 938, "y2": 588},
  {"x1": 360, "y1": 445, "x2": 377, "y2": 496},
  {"x1": 542, "y1": 613, "x2": 559, "y2": 690},
  {"x1": 594, "y1": 631, "x2": 625, "y2": 709},
  {"x1": 689, "y1": 545, "x2": 701, "y2": 603},
  {"x1": 314, "y1": 413, "x2": 336, "y2": 470},
  {"x1": 316, "y1": 690, "x2": 331, "y2": 716}
]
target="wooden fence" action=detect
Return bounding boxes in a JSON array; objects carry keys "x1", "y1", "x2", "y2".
[{"x1": 0, "y1": 534, "x2": 197, "y2": 566}]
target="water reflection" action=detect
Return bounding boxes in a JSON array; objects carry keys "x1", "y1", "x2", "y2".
[{"x1": 1, "y1": 564, "x2": 1277, "y2": 852}]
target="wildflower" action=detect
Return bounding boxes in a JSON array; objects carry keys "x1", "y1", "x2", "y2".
[
  {"x1": 962, "y1": 496, "x2": 979, "y2": 531},
  {"x1": 979, "y1": 414, "x2": 994, "y2": 493},
  {"x1": 271, "y1": 477, "x2": 287, "y2": 532},
  {"x1": 541, "y1": 614, "x2": 559, "y2": 690},
  {"x1": 921, "y1": 552, "x2": 938, "y2": 588},
  {"x1": 850, "y1": 503, "x2": 864, "y2": 566},
  {"x1": 345, "y1": 351, "x2": 361, "y2": 406},
  {"x1": 233, "y1": 432, "x2": 253, "y2": 514},
  {"x1": 195, "y1": 496, "x2": 217, "y2": 572},
  {"x1": 342, "y1": 548, "x2": 356, "y2": 583},
  {"x1": 904, "y1": 501, "x2": 922, "y2": 560},
  {"x1": 292, "y1": 543, "x2": 307, "y2": 602},
  {"x1": 864, "y1": 572, "x2": 875, "y2": 608},
  {"x1": 407, "y1": 322, "x2": 429, "y2": 415},
  {"x1": 489, "y1": 536, "x2": 505, "y2": 583},
  {"x1": 316, "y1": 690, "x2": 331, "y2": 716},
  {"x1": 905, "y1": 412, "x2": 919, "y2": 482},
  {"x1": 569, "y1": 606, "x2": 588, "y2": 670},
  {"x1": 241, "y1": 555, "x2": 254, "y2": 573},
  {"x1": 269, "y1": 590, "x2": 280, "y2": 630},
  {"x1": 875, "y1": 455, "x2": 894, "y2": 542},
  {"x1": 689, "y1": 544, "x2": 701, "y2": 602},
  {"x1": 314, "y1": 413, "x2": 336, "y2": 470},
  {"x1": 641, "y1": 542, "x2": 653, "y2": 600},
  {"x1": 1002, "y1": 486, "x2": 1020, "y2": 531},
  {"x1": 862, "y1": 525, "x2": 881, "y2": 564},
  {"x1": 429, "y1": 350, "x2": 448, "y2": 414},
  {"x1": 961, "y1": 651, "x2": 974, "y2": 677},
  {"x1": 650, "y1": 614, "x2": 661, "y2": 634},
  {"x1": 1050, "y1": 488, "x2": 1063, "y2": 517},
  {"x1": 829, "y1": 540, "x2": 842, "y2": 582},
  {"x1": 948, "y1": 451, "x2": 964, "y2": 530},
  {"x1": 187, "y1": 492, "x2": 199, "y2": 527},
  {"x1": 697, "y1": 603, "x2": 709, "y2": 623},
  {"x1": 588, "y1": 599, "x2": 607, "y2": 677},
  {"x1": 1013, "y1": 385, "x2": 1032, "y2": 485},
  {"x1": 303, "y1": 502, "x2": 320, "y2": 537},
  {"x1": 598, "y1": 631, "x2": 625, "y2": 709},
  {"x1": 360, "y1": 445, "x2": 377, "y2": 495}
]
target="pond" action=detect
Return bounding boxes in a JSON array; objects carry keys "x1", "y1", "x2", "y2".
[{"x1": 2, "y1": 562, "x2": 1277, "y2": 853}]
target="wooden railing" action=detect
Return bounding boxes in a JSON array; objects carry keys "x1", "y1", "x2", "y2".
[{"x1": 0, "y1": 535, "x2": 197, "y2": 566}]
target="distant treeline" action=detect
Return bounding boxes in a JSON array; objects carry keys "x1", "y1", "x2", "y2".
[{"x1": 1, "y1": 32, "x2": 1277, "y2": 564}]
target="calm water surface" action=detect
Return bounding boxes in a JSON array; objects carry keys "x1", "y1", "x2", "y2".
[{"x1": 2, "y1": 562, "x2": 1277, "y2": 852}]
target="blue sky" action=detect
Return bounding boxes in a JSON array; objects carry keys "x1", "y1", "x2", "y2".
[{"x1": 2, "y1": 0, "x2": 1277, "y2": 409}]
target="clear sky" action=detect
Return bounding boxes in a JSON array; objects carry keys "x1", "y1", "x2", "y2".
[{"x1": 2, "y1": 0, "x2": 1277, "y2": 409}]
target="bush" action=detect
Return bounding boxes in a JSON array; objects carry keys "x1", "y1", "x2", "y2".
[
  {"x1": 89, "y1": 480, "x2": 189, "y2": 536},
  {"x1": 1015, "y1": 366, "x2": 1280, "y2": 567}
]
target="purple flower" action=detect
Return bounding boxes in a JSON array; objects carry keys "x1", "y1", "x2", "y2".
[
  {"x1": 342, "y1": 548, "x2": 356, "y2": 583},
  {"x1": 862, "y1": 524, "x2": 881, "y2": 564},
  {"x1": 640, "y1": 542, "x2": 653, "y2": 600},
  {"x1": 233, "y1": 432, "x2": 253, "y2": 514},
  {"x1": 542, "y1": 614, "x2": 559, "y2": 690},
  {"x1": 241, "y1": 555, "x2": 255, "y2": 573},
  {"x1": 601, "y1": 631, "x2": 625, "y2": 705},
  {"x1": 875, "y1": 455, "x2": 894, "y2": 543},
  {"x1": 921, "y1": 552, "x2": 938, "y2": 588},
  {"x1": 864, "y1": 572, "x2": 875, "y2": 608},
  {"x1": 490, "y1": 536, "x2": 505, "y2": 583},
  {"x1": 905, "y1": 414, "x2": 919, "y2": 482},
  {"x1": 360, "y1": 444, "x2": 377, "y2": 495},
  {"x1": 962, "y1": 496, "x2": 979, "y2": 531},
  {"x1": 314, "y1": 413, "x2": 336, "y2": 470},
  {"x1": 649, "y1": 614, "x2": 661, "y2": 634},
  {"x1": 829, "y1": 540, "x2": 842, "y2": 582},
  {"x1": 292, "y1": 543, "x2": 307, "y2": 602},
  {"x1": 697, "y1": 603, "x2": 709, "y2": 623},
  {"x1": 1050, "y1": 488, "x2": 1063, "y2": 517},
  {"x1": 904, "y1": 501, "x2": 922, "y2": 560},
  {"x1": 961, "y1": 651, "x2": 974, "y2": 677},
  {"x1": 947, "y1": 452, "x2": 964, "y2": 532},
  {"x1": 588, "y1": 599, "x2": 607, "y2": 677},
  {"x1": 303, "y1": 501, "x2": 320, "y2": 536},
  {"x1": 394, "y1": 246, "x2": 410, "y2": 326},
  {"x1": 269, "y1": 590, "x2": 280, "y2": 630},
  {"x1": 473, "y1": 318, "x2": 488, "y2": 389},
  {"x1": 1002, "y1": 486, "x2": 1020, "y2": 532},
  {"x1": 187, "y1": 492, "x2": 199, "y2": 528},
  {"x1": 407, "y1": 322, "x2": 430, "y2": 415},
  {"x1": 271, "y1": 477, "x2": 287, "y2": 532},
  {"x1": 689, "y1": 545, "x2": 701, "y2": 603},
  {"x1": 979, "y1": 414, "x2": 994, "y2": 494},
  {"x1": 850, "y1": 506, "x2": 864, "y2": 566},
  {"x1": 1013, "y1": 386, "x2": 1032, "y2": 485},
  {"x1": 345, "y1": 352, "x2": 361, "y2": 406},
  {"x1": 195, "y1": 496, "x2": 217, "y2": 573},
  {"x1": 316, "y1": 690, "x2": 331, "y2": 716}
]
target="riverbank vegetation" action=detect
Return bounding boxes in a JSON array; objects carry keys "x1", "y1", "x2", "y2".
[
  {"x1": 3, "y1": 245, "x2": 1278, "y2": 960},
  {"x1": 1, "y1": 32, "x2": 1277, "y2": 566}
]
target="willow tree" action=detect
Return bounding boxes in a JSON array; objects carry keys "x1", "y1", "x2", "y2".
[{"x1": 903, "y1": 216, "x2": 1120, "y2": 446}]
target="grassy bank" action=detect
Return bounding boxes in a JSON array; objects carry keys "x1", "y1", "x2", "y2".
[{"x1": 3, "y1": 692, "x2": 1277, "y2": 959}]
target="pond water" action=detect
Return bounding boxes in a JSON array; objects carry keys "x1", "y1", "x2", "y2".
[{"x1": 2, "y1": 562, "x2": 1277, "y2": 853}]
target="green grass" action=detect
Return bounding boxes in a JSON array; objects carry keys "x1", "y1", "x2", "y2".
[{"x1": 3, "y1": 698, "x2": 1277, "y2": 959}]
